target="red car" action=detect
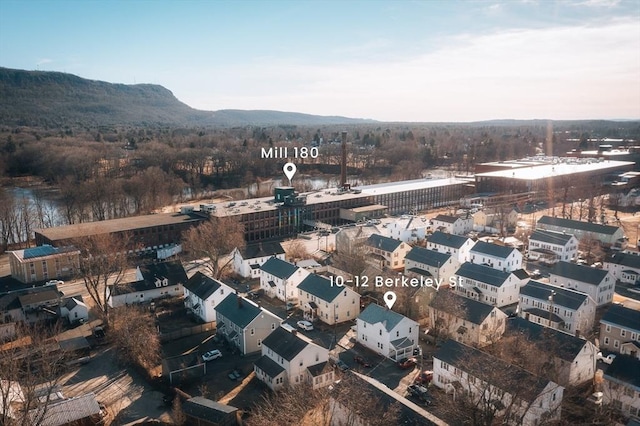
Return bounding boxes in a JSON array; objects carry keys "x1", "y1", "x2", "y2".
[
  {"x1": 397, "y1": 357, "x2": 418, "y2": 369},
  {"x1": 414, "y1": 370, "x2": 433, "y2": 384}
]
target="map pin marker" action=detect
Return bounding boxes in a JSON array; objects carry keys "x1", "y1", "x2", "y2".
[
  {"x1": 283, "y1": 162, "x2": 297, "y2": 186},
  {"x1": 384, "y1": 291, "x2": 397, "y2": 309}
]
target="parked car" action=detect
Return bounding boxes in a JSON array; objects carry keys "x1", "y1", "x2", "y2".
[
  {"x1": 353, "y1": 355, "x2": 371, "y2": 368},
  {"x1": 407, "y1": 384, "x2": 433, "y2": 405},
  {"x1": 414, "y1": 370, "x2": 433, "y2": 384},
  {"x1": 45, "y1": 279, "x2": 64, "y2": 286},
  {"x1": 202, "y1": 349, "x2": 222, "y2": 362},
  {"x1": 597, "y1": 352, "x2": 616, "y2": 365},
  {"x1": 297, "y1": 320, "x2": 314, "y2": 331},
  {"x1": 397, "y1": 357, "x2": 418, "y2": 369},
  {"x1": 413, "y1": 347, "x2": 422, "y2": 356}
]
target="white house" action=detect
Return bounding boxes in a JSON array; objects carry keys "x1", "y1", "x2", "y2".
[
  {"x1": 430, "y1": 214, "x2": 473, "y2": 236},
  {"x1": 254, "y1": 326, "x2": 333, "y2": 391},
  {"x1": 454, "y1": 262, "x2": 528, "y2": 308},
  {"x1": 549, "y1": 261, "x2": 615, "y2": 306},
  {"x1": 364, "y1": 234, "x2": 411, "y2": 270},
  {"x1": 601, "y1": 355, "x2": 640, "y2": 420},
  {"x1": 469, "y1": 241, "x2": 523, "y2": 273},
  {"x1": 433, "y1": 339, "x2": 564, "y2": 426},
  {"x1": 214, "y1": 293, "x2": 282, "y2": 355},
  {"x1": 519, "y1": 280, "x2": 596, "y2": 336},
  {"x1": 404, "y1": 247, "x2": 458, "y2": 286},
  {"x1": 231, "y1": 242, "x2": 286, "y2": 279},
  {"x1": 259, "y1": 257, "x2": 309, "y2": 304},
  {"x1": 537, "y1": 216, "x2": 626, "y2": 249},
  {"x1": 297, "y1": 274, "x2": 360, "y2": 325},
  {"x1": 428, "y1": 291, "x2": 507, "y2": 347},
  {"x1": 383, "y1": 216, "x2": 428, "y2": 244},
  {"x1": 472, "y1": 207, "x2": 519, "y2": 232},
  {"x1": 425, "y1": 231, "x2": 474, "y2": 264},
  {"x1": 107, "y1": 261, "x2": 187, "y2": 308},
  {"x1": 604, "y1": 251, "x2": 640, "y2": 285},
  {"x1": 183, "y1": 271, "x2": 234, "y2": 323},
  {"x1": 506, "y1": 318, "x2": 598, "y2": 387},
  {"x1": 357, "y1": 303, "x2": 419, "y2": 361},
  {"x1": 528, "y1": 229, "x2": 579, "y2": 264},
  {"x1": 58, "y1": 296, "x2": 89, "y2": 325}
]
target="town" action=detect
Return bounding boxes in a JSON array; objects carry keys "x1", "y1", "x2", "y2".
[{"x1": 0, "y1": 141, "x2": 639, "y2": 426}]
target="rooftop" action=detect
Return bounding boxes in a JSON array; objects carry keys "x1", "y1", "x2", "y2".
[
  {"x1": 359, "y1": 177, "x2": 468, "y2": 196},
  {"x1": 183, "y1": 271, "x2": 223, "y2": 300},
  {"x1": 405, "y1": 247, "x2": 451, "y2": 268},
  {"x1": 529, "y1": 229, "x2": 576, "y2": 246},
  {"x1": 430, "y1": 292, "x2": 499, "y2": 325},
  {"x1": 426, "y1": 231, "x2": 472, "y2": 249},
  {"x1": 537, "y1": 216, "x2": 621, "y2": 236},
  {"x1": 471, "y1": 240, "x2": 518, "y2": 259},
  {"x1": 358, "y1": 303, "x2": 411, "y2": 332},
  {"x1": 432, "y1": 214, "x2": 461, "y2": 224},
  {"x1": 604, "y1": 354, "x2": 640, "y2": 389},
  {"x1": 365, "y1": 234, "x2": 403, "y2": 253},
  {"x1": 215, "y1": 293, "x2": 278, "y2": 329},
  {"x1": 601, "y1": 304, "x2": 640, "y2": 333},
  {"x1": 520, "y1": 280, "x2": 590, "y2": 310},
  {"x1": 455, "y1": 262, "x2": 512, "y2": 287},
  {"x1": 297, "y1": 274, "x2": 344, "y2": 303},
  {"x1": 605, "y1": 251, "x2": 640, "y2": 269},
  {"x1": 10, "y1": 244, "x2": 79, "y2": 261},
  {"x1": 549, "y1": 261, "x2": 610, "y2": 286},
  {"x1": 260, "y1": 257, "x2": 300, "y2": 279},
  {"x1": 29, "y1": 392, "x2": 101, "y2": 426},
  {"x1": 237, "y1": 241, "x2": 285, "y2": 259},
  {"x1": 475, "y1": 159, "x2": 634, "y2": 180},
  {"x1": 262, "y1": 326, "x2": 310, "y2": 361},
  {"x1": 182, "y1": 397, "x2": 238, "y2": 421}
]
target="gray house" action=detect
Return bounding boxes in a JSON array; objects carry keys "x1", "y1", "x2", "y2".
[{"x1": 215, "y1": 293, "x2": 282, "y2": 355}]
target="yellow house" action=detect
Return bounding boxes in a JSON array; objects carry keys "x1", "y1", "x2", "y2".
[{"x1": 9, "y1": 245, "x2": 79, "y2": 284}]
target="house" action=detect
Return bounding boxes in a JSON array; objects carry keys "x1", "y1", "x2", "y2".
[
  {"x1": 383, "y1": 216, "x2": 428, "y2": 243},
  {"x1": 364, "y1": 234, "x2": 411, "y2": 270},
  {"x1": 604, "y1": 251, "x2": 640, "y2": 285},
  {"x1": 215, "y1": 293, "x2": 282, "y2": 355},
  {"x1": 107, "y1": 260, "x2": 187, "y2": 307},
  {"x1": 259, "y1": 257, "x2": 309, "y2": 304},
  {"x1": 600, "y1": 355, "x2": 640, "y2": 420},
  {"x1": 182, "y1": 397, "x2": 239, "y2": 426},
  {"x1": 58, "y1": 296, "x2": 89, "y2": 325},
  {"x1": 254, "y1": 326, "x2": 333, "y2": 391},
  {"x1": 425, "y1": 231, "x2": 475, "y2": 264},
  {"x1": 549, "y1": 261, "x2": 615, "y2": 306},
  {"x1": 8, "y1": 245, "x2": 80, "y2": 284},
  {"x1": 537, "y1": 216, "x2": 626, "y2": 249},
  {"x1": 428, "y1": 291, "x2": 507, "y2": 347},
  {"x1": 430, "y1": 214, "x2": 473, "y2": 236},
  {"x1": 404, "y1": 247, "x2": 457, "y2": 286},
  {"x1": 183, "y1": 272, "x2": 234, "y2": 323},
  {"x1": 453, "y1": 262, "x2": 528, "y2": 308},
  {"x1": 433, "y1": 339, "x2": 564, "y2": 426},
  {"x1": 356, "y1": 303, "x2": 419, "y2": 361},
  {"x1": 505, "y1": 317, "x2": 598, "y2": 387},
  {"x1": 27, "y1": 392, "x2": 102, "y2": 426},
  {"x1": 231, "y1": 242, "x2": 286, "y2": 278},
  {"x1": 297, "y1": 274, "x2": 360, "y2": 325},
  {"x1": 469, "y1": 241, "x2": 523, "y2": 273},
  {"x1": 599, "y1": 304, "x2": 640, "y2": 354},
  {"x1": 519, "y1": 280, "x2": 596, "y2": 336},
  {"x1": 335, "y1": 225, "x2": 379, "y2": 256},
  {"x1": 472, "y1": 207, "x2": 519, "y2": 232},
  {"x1": 527, "y1": 230, "x2": 579, "y2": 264}
]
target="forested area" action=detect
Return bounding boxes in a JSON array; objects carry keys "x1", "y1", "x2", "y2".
[{"x1": 0, "y1": 120, "x2": 637, "y2": 250}]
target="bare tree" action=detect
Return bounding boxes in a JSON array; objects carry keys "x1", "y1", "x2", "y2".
[
  {"x1": 74, "y1": 232, "x2": 132, "y2": 320},
  {"x1": 181, "y1": 217, "x2": 245, "y2": 279},
  {"x1": 109, "y1": 305, "x2": 161, "y2": 375},
  {"x1": 171, "y1": 395, "x2": 186, "y2": 426},
  {"x1": 285, "y1": 240, "x2": 310, "y2": 263}
]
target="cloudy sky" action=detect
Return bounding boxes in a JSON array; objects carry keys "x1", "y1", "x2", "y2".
[{"x1": 1, "y1": 0, "x2": 638, "y2": 122}]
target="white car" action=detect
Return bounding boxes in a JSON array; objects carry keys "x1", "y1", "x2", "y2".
[
  {"x1": 297, "y1": 320, "x2": 314, "y2": 331},
  {"x1": 202, "y1": 349, "x2": 222, "y2": 362},
  {"x1": 45, "y1": 279, "x2": 64, "y2": 286}
]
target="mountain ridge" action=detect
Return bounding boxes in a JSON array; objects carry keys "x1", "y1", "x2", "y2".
[{"x1": 0, "y1": 67, "x2": 375, "y2": 127}]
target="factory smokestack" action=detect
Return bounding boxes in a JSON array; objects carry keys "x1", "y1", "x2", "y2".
[{"x1": 341, "y1": 131, "x2": 347, "y2": 188}]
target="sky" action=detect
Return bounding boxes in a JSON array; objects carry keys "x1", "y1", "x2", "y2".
[{"x1": 1, "y1": 0, "x2": 639, "y2": 122}]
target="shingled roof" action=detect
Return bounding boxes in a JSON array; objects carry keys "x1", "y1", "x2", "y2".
[
  {"x1": 605, "y1": 251, "x2": 640, "y2": 269},
  {"x1": 604, "y1": 354, "x2": 640, "y2": 389},
  {"x1": 365, "y1": 234, "x2": 403, "y2": 252},
  {"x1": 297, "y1": 274, "x2": 343, "y2": 303},
  {"x1": 405, "y1": 247, "x2": 451, "y2": 268},
  {"x1": 520, "y1": 280, "x2": 589, "y2": 310},
  {"x1": 260, "y1": 257, "x2": 299, "y2": 279},
  {"x1": 214, "y1": 293, "x2": 270, "y2": 329},
  {"x1": 433, "y1": 214, "x2": 461, "y2": 224},
  {"x1": 529, "y1": 229, "x2": 576, "y2": 246},
  {"x1": 550, "y1": 261, "x2": 609, "y2": 286},
  {"x1": 430, "y1": 291, "x2": 497, "y2": 325},
  {"x1": 262, "y1": 326, "x2": 309, "y2": 361},
  {"x1": 358, "y1": 303, "x2": 407, "y2": 332},
  {"x1": 537, "y1": 216, "x2": 621, "y2": 236},
  {"x1": 183, "y1": 271, "x2": 222, "y2": 300},
  {"x1": 426, "y1": 231, "x2": 471, "y2": 249},
  {"x1": 601, "y1": 304, "x2": 640, "y2": 333},
  {"x1": 471, "y1": 241, "x2": 517, "y2": 259},
  {"x1": 455, "y1": 262, "x2": 511, "y2": 287},
  {"x1": 237, "y1": 242, "x2": 285, "y2": 259}
]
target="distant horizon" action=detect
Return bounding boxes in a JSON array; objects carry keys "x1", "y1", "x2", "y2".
[{"x1": 1, "y1": 0, "x2": 639, "y2": 122}]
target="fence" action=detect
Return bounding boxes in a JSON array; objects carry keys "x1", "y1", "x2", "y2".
[{"x1": 159, "y1": 321, "x2": 216, "y2": 342}]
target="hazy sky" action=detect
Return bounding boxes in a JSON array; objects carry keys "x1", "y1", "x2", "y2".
[{"x1": 1, "y1": 0, "x2": 639, "y2": 122}]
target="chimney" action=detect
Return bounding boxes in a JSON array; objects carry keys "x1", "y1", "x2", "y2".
[
  {"x1": 341, "y1": 131, "x2": 347, "y2": 188},
  {"x1": 238, "y1": 297, "x2": 243, "y2": 309}
]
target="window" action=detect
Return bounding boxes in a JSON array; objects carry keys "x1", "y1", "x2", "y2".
[
  {"x1": 614, "y1": 340, "x2": 619, "y2": 348},
  {"x1": 257, "y1": 339, "x2": 262, "y2": 347},
  {"x1": 271, "y1": 323, "x2": 276, "y2": 330},
  {"x1": 380, "y1": 330, "x2": 382, "y2": 336},
  {"x1": 621, "y1": 329, "x2": 626, "y2": 337},
  {"x1": 250, "y1": 328, "x2": 255, "y2": 335}
]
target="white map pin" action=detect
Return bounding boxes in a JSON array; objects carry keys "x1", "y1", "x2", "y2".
[
  {"x1": 283, "y1": 162, "x2": 297, "y2": 185},
  {"x1": 384, "y1": 291, "x2": 397, "y2": 309}
]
